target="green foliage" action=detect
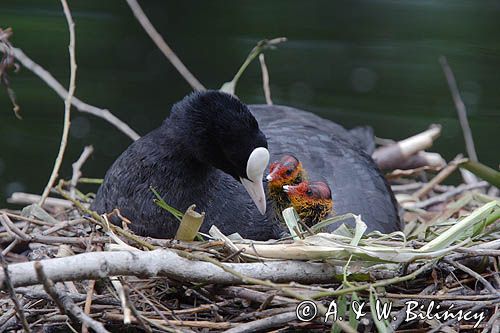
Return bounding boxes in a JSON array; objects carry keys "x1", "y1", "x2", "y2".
[{"x1": 150, "y1": 186, "x2": 183, "y2": 222}]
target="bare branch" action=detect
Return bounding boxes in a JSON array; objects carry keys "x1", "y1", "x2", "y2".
[
  {"x1": 125, "y1": 0, "x2": 205, "y2": 91},
  {"x1": 70, "y1": 145, "x2": 94, "y2": 199},
  {"x1": 0, "y1": 254, "x2": 31, "y2": 333},
  {"x1": 0, "y1": 249, "x2": 342, "y2": 288},
  {"x1": 0, "y1": 43, "x2": 140, "y2": 141},
  {"x1": 39, "y1": 0, "x2": 78, "y2": 206},
  {"x1": 439, "y1": 56, "x2": 478, "y2": 162},
  {"x1": 258, "y1": 53, "x2": 273, "y2": 105},
  {"x1": 35, "y1": 261, "x2": 110, "y2": 333},
  {"x1": 372, "y1": 124, "x2": 442, "y2": 170}
]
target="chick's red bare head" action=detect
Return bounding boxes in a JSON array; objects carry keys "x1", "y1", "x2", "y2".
[
  {"x1": 283, "y1": 181, "x2": 333, "y2": 226},
  {"x1": 284, "y1": 181, "x2": 332, "y2": 202},
  {"x1": 266, "y1": 155, "x2": 304, "y2": 191}
]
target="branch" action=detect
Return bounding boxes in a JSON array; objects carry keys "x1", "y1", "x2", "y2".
[
  {"x1": 70, "y1": 145, "x2": 94, "y2": 199},
  {"x1": 258, "y1": 53, "x2": 273, "y2": 105},
  {"x1": 34, "y1": 261, "x2": 110, "y2": 333},
  {"x1": 0, "y1": 44, "x2": 140, "y2": 141},
  {"x1": 0, "y1": 249, "x2": 342, "y2": 289},
  {"x1": 220, "y1": 37, "x2": 287, "y2": 95},
  {"x1": 125, "y1": 0, "x2": 205, "y2": 91},
  {"x1": 439, "y1": 56, "x2": 478, "y2": 162},
  {"x1": 0, "y1": 254, "x2": 31, "y2": 333},
  {"x1": 39, "y1": 0, "x2": 77, "y2": 206},
  {"x1": 372, "y1": 124, "x2": 442, "y2": 170}
]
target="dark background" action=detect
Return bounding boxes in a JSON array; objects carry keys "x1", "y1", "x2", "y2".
[{"x1": 0, "y1": 0, "x2": 499, "y2": 205}]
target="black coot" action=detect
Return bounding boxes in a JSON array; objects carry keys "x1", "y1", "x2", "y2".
[{"x1": 91, "y1": 91, "x2": 400, "y2": 240}]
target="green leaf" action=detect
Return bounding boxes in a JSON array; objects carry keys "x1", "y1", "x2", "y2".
[
  {"x1": 460, "y1": 160, "x2": 500, "y2": 188},
  {"x1": 332, "y1": 294, "x2": 347, "y2": 333},
  {"x1": 150, "y1": 186, "x2": 183, "y2": 222},
  {"x1": 219, "y1": 37, "x2": 287, "y2": 95},
  {"x1": 349, "y1": 292, "x2": 360, "y2": 331},
  {"x1": 369, "y1": 288, "x2": 391, "y2": 333}
]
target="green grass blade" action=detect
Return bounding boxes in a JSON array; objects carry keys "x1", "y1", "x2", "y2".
[{"x1": 150, "y1": 186, "x2": 183, "y2": 222}]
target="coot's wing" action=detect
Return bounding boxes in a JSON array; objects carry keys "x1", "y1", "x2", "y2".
[{"x1": 249, "y1": 105, "x2": 400, "y2": 233}]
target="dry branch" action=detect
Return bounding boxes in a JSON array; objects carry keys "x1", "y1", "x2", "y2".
[
  {"x1": 440, "y1": 56, "x2": 480, "y2": 185},
  {"x1": 439, "y1": 56, "x2": 478, "y2": 162},
  {"x1": 70, "y1": 145, "x2": 94, "y2": 199},
  {"x1": 0, "y1": 44, "x2": 140, "y2": 141},
  {"x1": 0, "y1": 249, "x2": 341, "y2": 289},
  {"x1": 0, "y1": 254, "x2": 31, "y2": 333},
  {"x1": 39, "y1": 0, "x2": 77, "y2": 206},
  {"x1": 35, "y1": 261, "x2": 110, "y2": 333},
  {"x1": 125, "y1": 0, "x2": 205, "y2": 91},
  {"x1": 373, "y1": 124, "x2": 442, "y2": 170},
  {"x1": 258, "y1": 53, "x2": 273, "y2": 105},
  {"x1": 7, "y1": 192, "x2": 74, "y2": 208}
]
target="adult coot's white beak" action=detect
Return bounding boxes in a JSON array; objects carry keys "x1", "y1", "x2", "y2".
[{"x1": 240, "y1": 147, "x2": 269, "y2": 215}]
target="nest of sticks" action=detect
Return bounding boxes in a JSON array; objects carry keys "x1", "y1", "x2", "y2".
[{"x1": 0, "y1": 159, "x2": 499, "y2": 333}]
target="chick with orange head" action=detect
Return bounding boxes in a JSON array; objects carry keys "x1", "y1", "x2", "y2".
[
  {"x1": 266, "y1": 155, "x2": 306, "y2": 214},
  {"x1": 283, "y1": 181, "x2": 333, "y2": 228}
]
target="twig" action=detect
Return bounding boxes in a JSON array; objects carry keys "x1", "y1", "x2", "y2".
[
  {"x1": 103, "y1": 313, "x2": 236, "y2": 330},
  {"x1": 34, "y1": 262, "x2": 74, "y2": 320},
  {"x1": 70, "y1": 145, "x2": 94, "y2": 199},
  {"x1": 0, "y1": 45, "x2": 139, "y2": 141},
  {"x1": 482, "y1": 305, "x2": 499, "y2": 333},
  {"x1": 0, "y1": 213, "x2": 32, "y2": 241},
  {"x1": 121, "y1": 283, "x2": 152, "y2": 333},
  {"x1": 439, "y1": 56, "x2": 478, "y2": 162},
  {"x1": 7, "y1": 192, "x2": 74, "y2": 208},
  {"x1": 220, "y1": 37, "x2": 287, "y2": 95},
  {"x1": 81, "y1": 279, "x2": 95, "y2": 333},
  {"x1": 110, "y1": 276, "x2": 132, "y2": 324},
  {"x1": 125, "y1": 0, "x2": 205, "y2": 91},
  {"x1": 1, "y1": 219, "x2": 31, "y2": 256},
  {"x1": 410, "y1": 181, "x2": 488, "y2": 209},
  {"x1": 413, "y1": 155, "x2": 466, "y2": 199},
  {"x1": 34, "y1": 261, "x2": 110, "y2": 333},
  {"x1": 428, "y1": 303, "x2": 489, "y2": 333},
  {"x1": 258, "y1": 53, "x2": 273, "y2": 105},
  {"x1": 0, "y1": 254, "x2": 31, "y2": 333},
  {"x1": 223, "y1": 312, "x2": 302, "y2": 333},
  {"x1": 444, "y1": 258, "x2": 499, "y2": 296},
  {"x1": 15, "y1": 287, "x2": 120, "y2": 305},
  {"x1": 311, "y1": 260, "x2": 436, "y2": 298},
  {"x1": 39, "y1": 0, "x2": 78, "y2": 206}
]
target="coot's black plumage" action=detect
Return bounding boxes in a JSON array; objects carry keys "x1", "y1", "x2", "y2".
[{"x1": 92, "y1": 90, "x2": 400, "y2": 240}]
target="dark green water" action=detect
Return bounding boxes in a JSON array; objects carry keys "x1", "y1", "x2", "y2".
[{"x1": 0, "y1": 0, "x2": 499, "y2": 205}]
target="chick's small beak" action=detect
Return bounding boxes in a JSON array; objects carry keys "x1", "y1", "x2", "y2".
[{"x1": 266, "y1": 165, "x2": 280, "y2": 182}]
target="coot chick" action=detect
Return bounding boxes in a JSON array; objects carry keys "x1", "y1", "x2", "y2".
[
  {"x1": 267, "y1": 155, "x2": 305, "y2": 214},
  {"x1": 92, "y1": 91, "x2": 281, "y2": 240},
  {"x1": 283, "y1": 181, "x2": 333, "y2": 227},
  {"x1": 250, "y1": 104, "x2": 400, "y2": 233}
]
